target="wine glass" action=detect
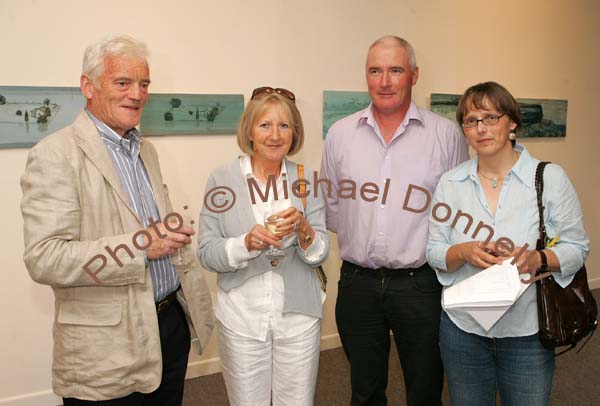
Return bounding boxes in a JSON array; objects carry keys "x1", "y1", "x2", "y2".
[
  {"x1": 264, "y1": 210, "x2": 285, "y2": 258},
  {"x1": 169, "y1": 214, "x2": 194, "y2": 266}
]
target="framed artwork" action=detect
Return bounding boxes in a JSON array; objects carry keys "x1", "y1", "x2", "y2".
[
  {"x1": 0, "y1": 86, "x2": 244, "y2": 148},
  {"x1": 0, "y1": 86, "x2": 85, "y2": 148},
  {"x1": 430, "y1": 93, "x2": 567, "y2": 138},
  {"x1": 140, "y1": 93, "x2": 244, "y2": 135},
  {"x1": 323, "y1": 90, "x2": 370, "y2": 138}
]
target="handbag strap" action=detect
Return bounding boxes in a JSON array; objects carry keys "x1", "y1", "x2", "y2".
[
  {"x1": 534, "y1": 162, "x2": 551, "y2": 250},
  {"x1": 535, "y1": 161, "x2": 597, "y2": 355},
  {"x1": 297, "y1": 164, "x2": 307, "y2": 210}
]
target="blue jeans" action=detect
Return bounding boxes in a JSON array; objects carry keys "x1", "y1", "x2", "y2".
[{"x1": 440, "y1": 311, "x2": 555, "y2": 406}]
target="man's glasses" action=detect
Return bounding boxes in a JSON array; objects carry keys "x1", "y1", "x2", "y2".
[
  {"x1": 251, "y1": 87, "x2": 296, "y2": 103},
  {"x1": 462, "y1": 113, "x2": 505, "y2": 128}
]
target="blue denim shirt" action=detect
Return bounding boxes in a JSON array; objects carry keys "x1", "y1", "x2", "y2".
[{"x1": 426, "y1": 144, "x2": 589, "y2": 337}]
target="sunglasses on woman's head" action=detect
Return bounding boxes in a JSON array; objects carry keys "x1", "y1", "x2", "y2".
[{"x1": 251, "y1": 87, "x2": 296, "y2": 103}]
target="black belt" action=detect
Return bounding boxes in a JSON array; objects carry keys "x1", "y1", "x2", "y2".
[
  {"x1": 342, "y1": 260, "x2": 431, "y2": 276},
  {"x1": 156, "y1": 288, "x2": 179, "y2": 314}
]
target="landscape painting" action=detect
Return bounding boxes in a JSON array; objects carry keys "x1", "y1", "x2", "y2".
[
  {"x1": 430, "y1": 93, "x2": 567, "y2": 138},
  {"x1": 140, "y1": 93, "x2": 244, "y2": 135},
  {"x1": 323, "y1": 90, "x2": 371, "y2": 138},
  {"x1": 0, "y1": 86, "x2": 85, "y2": 148},
  {"x1": 0, "y1": 87, "x2": 245, "y2": 148}
]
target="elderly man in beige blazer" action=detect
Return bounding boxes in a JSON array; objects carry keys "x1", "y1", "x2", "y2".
[{"x1": 20, "y1": 35, "x2": 214, "y2": 405}]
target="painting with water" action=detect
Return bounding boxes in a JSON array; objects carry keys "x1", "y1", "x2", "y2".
[
  {"x1": 140, "y1": 93, "x2": 244, "y2": 136},
  {"x1": 0, "y1": 87, "x2": 244, "y2": 148},
  {"x1": 0, "y1": 86, "x2": 85, "y2": 148},
  {"x1": 323, "y1": 90, "x2": 371, "y2": 138},
  {"x1": 430, "y1": 93, "x2": 567, "y2": 138}
]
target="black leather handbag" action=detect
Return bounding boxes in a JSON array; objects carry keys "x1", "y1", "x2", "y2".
[{"x1": 534, "y1": 162, "x2": 597, "y2": 354}]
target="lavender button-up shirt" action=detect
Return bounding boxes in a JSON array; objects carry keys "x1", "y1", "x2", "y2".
[{"x1": 320, "y1": 102, "x2": 469, "y2": 269}]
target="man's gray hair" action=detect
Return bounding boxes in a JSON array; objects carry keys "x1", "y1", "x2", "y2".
[
  {"x1": 367, "y1": 35, "x2": 417, "y2": 70},
  {"x1": 82, "y1": 35, "x2": 149, "y2": 85}
]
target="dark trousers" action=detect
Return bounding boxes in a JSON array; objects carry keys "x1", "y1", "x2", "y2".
[
  {"x1": 336, "y1": 261, "x2": 444, "y2": 406},
  {"x1": 63, "y1": 299, "x2": 191, "y2": 406}
]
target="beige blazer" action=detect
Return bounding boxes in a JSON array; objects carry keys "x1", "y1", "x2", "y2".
[{"x1": 20, "y1": 111, "x2": 215, "y2": 400}]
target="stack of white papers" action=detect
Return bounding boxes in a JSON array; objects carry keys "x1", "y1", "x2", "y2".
[{"x1": 443, "y1": 258, "x2": 530, "y2": 331}]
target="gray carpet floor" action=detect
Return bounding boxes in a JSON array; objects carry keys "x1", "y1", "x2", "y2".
[{"x1": 184, "y1": 290, "x2": 600, "y2": 405}]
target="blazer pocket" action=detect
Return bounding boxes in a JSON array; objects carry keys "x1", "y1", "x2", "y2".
[{"x1": 57, "y1": 301, "x2": 122, "y2": 326}]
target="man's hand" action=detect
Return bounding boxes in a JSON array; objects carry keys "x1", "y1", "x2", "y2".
[{"x1": 144, "y1": 222, "x2": 195, "y2": 260}]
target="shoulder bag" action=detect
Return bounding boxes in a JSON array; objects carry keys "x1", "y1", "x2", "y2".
[{"x1": 534, "y1": 161, "x2": 597, "y2": 354}]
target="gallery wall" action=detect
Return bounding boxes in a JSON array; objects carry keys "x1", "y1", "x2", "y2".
[{"x1": 1, "y1": 0, "x2": 598, "y2": 404}]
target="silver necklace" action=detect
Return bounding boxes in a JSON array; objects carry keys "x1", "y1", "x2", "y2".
[
  {"x1": 478, "y1": 151, "x2": 520, "y2": 189},
  {"x1": 478, "y1": 169, "x2": 504, "y2": 189}
]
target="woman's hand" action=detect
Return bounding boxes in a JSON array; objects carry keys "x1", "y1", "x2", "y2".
[
  {"x1": 510, "y1": 247, "x2": 542, "y2": 283},
  {"x1": 454, "y1": 241, "x2": 505, "y2": 270},
  {"x1": 274, "y1": 207, "x2": 316, "y2": 249},
  {"x1": 244, "y1": 224, "x2": 281, "y2": 251},
  {"x1": 274, "y1": 207, "x2": 311, "y2": 238}
]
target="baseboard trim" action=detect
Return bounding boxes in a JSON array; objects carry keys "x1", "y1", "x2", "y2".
[
  {"x1": 319, "y1": 333, "x2": 342, "y2": 351},
  {"x1": 0, "y1": 390, "x2": 61, "y2": 406},
  {"x1": 589, "y1": 277, "x2": 600, "y2": 290},
  {"x1": 185, "y1": 356, "x2": 223, "y2": 379},
  {"x1": 185, "y1": 333, "x2": 342, "y2": 379},
  {"x1": 4, "y1": 335, "x2": 343, "y2": 402}
]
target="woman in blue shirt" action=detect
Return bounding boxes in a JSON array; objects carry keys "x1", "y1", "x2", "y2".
[{"x1": 426, "y1": 81, "x2": 589, "y2": 406}]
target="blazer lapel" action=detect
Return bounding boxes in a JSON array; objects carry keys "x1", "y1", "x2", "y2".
[{"x1": 73, "y1": 111, "x2": 141, "y2": 223}]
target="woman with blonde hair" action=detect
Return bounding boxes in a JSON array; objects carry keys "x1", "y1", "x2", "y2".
[{"x1": 198, "y1": 87, "x2": 329, "y2": 406}]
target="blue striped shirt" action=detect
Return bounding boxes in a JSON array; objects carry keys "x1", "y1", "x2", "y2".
[{"x1": 86, "y1": 110, "x2": 179, "y2": 302}]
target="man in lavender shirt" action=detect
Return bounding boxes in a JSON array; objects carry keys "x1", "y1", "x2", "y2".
[{"x1": 320, "y1": 36, "x2": 469, "y2": 406}]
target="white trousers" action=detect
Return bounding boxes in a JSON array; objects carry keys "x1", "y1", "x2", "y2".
[{"x1": 217, "y1": 320, "x2": 321, "y2": 406}]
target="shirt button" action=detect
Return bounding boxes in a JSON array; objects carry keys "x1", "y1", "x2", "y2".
[
  {"x1": 378, "y1": 232, "x2": 384, "y2": 236},
  {"x1": 409, "y1": 272, "x2": 414, "y2": 276}
]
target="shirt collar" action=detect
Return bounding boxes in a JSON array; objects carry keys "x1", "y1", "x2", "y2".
[
  {"x1": 358, "y1": 101, "x2": 424, "y2": 143},
  {"x1": 358, "y1": 101, "x2": 424, "y2": 128},
  {"x1": 509, "y1": 144, "x2": 536, "y2": 189},
  {"x1": 85, "y1": 108, "x2": 141, "y2": 157},
  {"x1": 448, "y1": 143, "x2": 535, "y2": 189},
  {"x1": 240, "y1": 154, "x2": 288, "y2": 181}
]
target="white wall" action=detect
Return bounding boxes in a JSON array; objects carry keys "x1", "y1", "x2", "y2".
[{"x1": 1, "y1": 0, "x2": 598, "y2": 404}]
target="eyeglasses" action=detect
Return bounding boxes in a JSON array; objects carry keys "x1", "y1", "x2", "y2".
[
  {"x1": 251, "y1": 87, "x2": 296, "y2": 103},
  {"x1": 462, "y1": 113, "x2": 506, "y2": 128}
]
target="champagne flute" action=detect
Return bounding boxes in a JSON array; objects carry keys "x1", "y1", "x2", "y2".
[
  {"x1": 169, "y1": 214, "x2": 193, "y2": 266},
  {"x1": 264, "y1": 210, "x2": 285, "y2": 258}
]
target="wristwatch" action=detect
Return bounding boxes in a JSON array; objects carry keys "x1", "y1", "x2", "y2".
[{"x1": 537, "y1": 249, "x2": 548, "y2": 274}]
